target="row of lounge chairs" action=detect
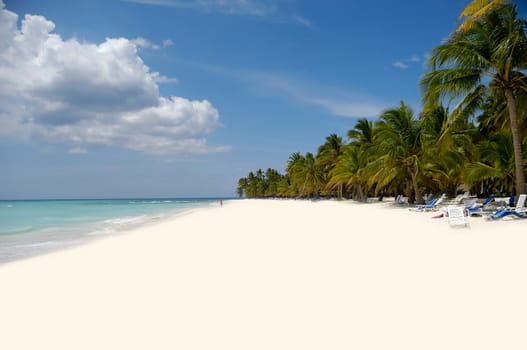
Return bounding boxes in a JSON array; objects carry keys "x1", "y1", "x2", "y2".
[
  {"x1": 400, "y1": 193, "x2": 527, "y2": 225},
  {"x1": 486, "y1": 194, "x2": 527, "y2": 220}
]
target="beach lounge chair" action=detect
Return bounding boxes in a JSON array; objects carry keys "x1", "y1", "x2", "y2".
[
  {"x1": 413, "y1": 197, "x2": 436, "y2": 210},
  {"x1": 450, "y1": 192, "x2": 470, "y2": 205},
  {"x1": 447, "y1": 206, "x2": 469, "y2": 227},
  {"x1": 486, "y1": 209, "x2": 527, "y2": 220},
  {"x1": 485, "y1": 194, "x2": 527, "y2": 221},
  {"x1": 394, "y1": 195, "x2": 409, "y2": 205},
  {"x1": 414, "y1": 195, "x2": 445, "y2": 211},
  {"x1": 515, "y1": 194, "x2": 526, "y2": 209},
  {"x1": 465, "y1": 197, "x2": 494, "y2": 216}
]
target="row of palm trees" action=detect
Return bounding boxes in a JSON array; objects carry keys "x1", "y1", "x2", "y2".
[{"x1": 237, "y1": 2, "x2": 527, "y2": 204}]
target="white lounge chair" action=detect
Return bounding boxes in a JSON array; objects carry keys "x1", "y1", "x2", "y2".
[
  {"x1": 516, "y1": 194, "x2": 527, "y2": 210},
  {"x1": 394, "y1": 195, "x2": 409, "y2": 205},
  {"x1": 447, "y1": 206, "x2": 469, "y2": 228},
  {"x1": 450, "y1": 192, "x2": 470, "y2": 204}
]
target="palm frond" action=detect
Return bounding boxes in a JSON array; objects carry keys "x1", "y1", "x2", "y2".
[{"x1": 457, "y1": 0, "x2": 508, "y2": 33}]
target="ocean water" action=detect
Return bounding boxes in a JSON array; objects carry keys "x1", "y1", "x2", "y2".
[{"x1": 0, "y1": 198, "x2": 229, "y2": 264}]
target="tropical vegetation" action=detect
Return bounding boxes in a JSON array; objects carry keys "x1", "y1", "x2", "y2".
[{"x1": 237, "y1": 1, "x2": 527, "y2": 204}]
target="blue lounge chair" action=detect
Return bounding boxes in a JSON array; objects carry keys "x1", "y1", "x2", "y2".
[
  {"x1": 417, "y1": 197, "x2": 437, "y2": 209},
  {"x1": 465, "y1": 197, "x2": 494, "y2": 216},
  {"x1": 486, "y1": 209, "x2": 527, "y2": 220},
  {"x1": 485, "y1": 194, "x2": 527, "y2": 220},
  {"x1": 415, "y1": 195, "x2": 445, "y2": 211}
]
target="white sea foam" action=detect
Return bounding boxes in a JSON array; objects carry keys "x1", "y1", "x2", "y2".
[
  {"x1": 0, "y1": 198, "x2": 227, "y2": 263},
  {"x1": 24, "y1": 241, "x2": 62, "y2": 248}
]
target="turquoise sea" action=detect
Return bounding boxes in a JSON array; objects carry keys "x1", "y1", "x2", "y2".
[{"x1": 0, "y1": 198, "x2": 230, "y2": 263}]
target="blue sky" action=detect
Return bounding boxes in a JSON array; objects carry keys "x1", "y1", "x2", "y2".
[{"x1": 1, "y1": 0, "x2": 523, "y2": 199}]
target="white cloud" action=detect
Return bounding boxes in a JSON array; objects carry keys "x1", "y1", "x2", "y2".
[
  {"x1": 203, "y1": 66, "x2": 386, "y2": 118},
  {"x1": 125, "y1": 0, "x2": 312, "y2": 27},
  {"x1": 251, "y1": 72, "x2": 386, "y2": 118},
  {"x1": 0, "y1": 1, "x2": 227, "y2": 155},
  {"x1": 292, "y1": 14, "x2": 313, "y2": 29},
  {"x1": 131, "y1": 36, "x2": 160, "y2": 49},
  {"x1": 393, "y1": 61, "x2": 409, "y2": 69},
  {"x1": 68, "y1": 147, "x2": 88, "y2": 155},
  {"x1": 162, "y1": 39, "x2": 174, "y2": 47},
  {"x1": 126, "y1": 0, "x2": 276, "y2": 16},
  {"x1": 308, "y1": 98, "x2": 384, "y2": 118},
  {"x1": 393, "y1": 54, "x2": 426, "y2": 69}
]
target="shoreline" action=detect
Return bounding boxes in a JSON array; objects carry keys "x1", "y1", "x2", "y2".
[
  {"x1": 1, "y1": 199, "x2": 526, "y2": 349},
  {"x1": 0, "y1": 198, "x2": 224, "y2": 264}
]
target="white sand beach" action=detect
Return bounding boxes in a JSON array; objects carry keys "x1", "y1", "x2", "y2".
[{"x1": 1, "y1": 199, "x2": 526, "y2": 349}]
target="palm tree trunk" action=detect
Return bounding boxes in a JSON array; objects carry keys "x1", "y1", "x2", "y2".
[
  {"x1": 505, "y1": 88, "x2": 525, "y2": 198},
  {"x1": 357, "y1": 183, "x2": 366, "y2": 202},
  {"x1": 409, "y1": 165, "x2": 424, "y2": 204}
]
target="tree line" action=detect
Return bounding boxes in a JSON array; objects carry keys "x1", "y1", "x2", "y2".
[{"x1": 237, "y1": 2, "x2": 527, "y2": 204}]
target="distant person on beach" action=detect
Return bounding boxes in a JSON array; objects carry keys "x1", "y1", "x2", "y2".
[{"x1": 220, "y1": 200, "x2": 223, "y2": 206}]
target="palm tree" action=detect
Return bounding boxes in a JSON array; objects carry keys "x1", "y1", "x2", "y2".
[
  {"x1": 236, "y1": 177, "x2": 248, "y2": 198},
  {"x1": 347, "y1": 118, "x2": 375, "y2": 146},
  {"x1": 421, "y1": 4, "x2": 527, "y2": 197},
  {"x1": 326, "y1": 118, "x2": 376, "y2": 201},
  {"x1": 464, "y1": 131, "x2": 516, "y2": 195},
  {"x1": 264, "y1": 168, "x2": 282, "y2": 197},
  {"x1": 317, "y1": 134, "x2": 345, "y2": 198},
  {"x1": 457, "y1": 0, "x2": 509, "y2": 33},
  {"x1": 420, "y1": 105, "x2": 476, "y2": 196},
  {"x1": 317, "y1": 134, "x2": 345, "y2": 168},
  {"x1": 286, "y1": 151, "x2": 324, "y2": 198},
  {"x1": 327, "y1": 145, "x2": 368, "y2": 201},
  {"x1": 370, "y1": 102, "x2": 425, "y2": 203},
  {"x1": 245, "y1": 171, "x2": 257, "y2": 197},
  {"x1": 286, "y1": 151, "x2": 305, "y2": 197}
]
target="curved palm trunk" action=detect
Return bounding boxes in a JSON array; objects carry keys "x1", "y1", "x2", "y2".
[
  {"x1": 505, "y1": 88, "x2": 525, "y2": 198},
  {"x1": 409, "y1": 165, "x2": 424, "y2": 204}
]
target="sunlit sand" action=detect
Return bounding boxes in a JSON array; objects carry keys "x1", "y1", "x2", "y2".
[{"x1": 1, "y1": 199, "x2": 526, "y2": 349}]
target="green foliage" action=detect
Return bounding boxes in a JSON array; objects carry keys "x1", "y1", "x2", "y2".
[
  {"x1": 236, "y1": 168, "x2": 289, "y2": 198},
  {"x1": 422, "y1": 3, "x2": 527, "y2": 195},
  {"x1": 236, "y1": 3, "x2": 527, "y2": 200}
]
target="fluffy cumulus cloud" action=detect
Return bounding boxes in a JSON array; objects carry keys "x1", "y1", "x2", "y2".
[{"x1": 0, "y1": 1, "x2": 228, "y2": 154}]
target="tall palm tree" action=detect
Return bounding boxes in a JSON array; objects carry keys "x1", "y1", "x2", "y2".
[
  {"x1": 421, "y1": 4, "x2": 527, "y2": 196},
  {"x1": 330, "y1": 118, "x2": 376, "y2": 201},
  {"x1": 286, "y1": 152, "x2": 323, "y2": 198},
  {"x1": 420, "y1": 105, "x2": 476, "y2": 196},
  {"x1": 237, "y1": 177, "x2": 248, "y2": 198},
  {"x1": 303, "y1": 152, "x2": 324, "y2": 198},
  {"x1": 287, "y1": 151, "x2": 305, "y2": 197},
  {"x1": 457, "y1": 0, "x2": 509, "y2": 33},
  {"x1": 264, "y1": 168, "x2": 281, "y2": 197},
  {"x1": 348, "y1": 118, "x2": 375, "y2": 146},
  {"x1": 245, "y1": 171, "x2": 257, "y2": 198},
  {"x1": 317, "y1": 134, "x2": 345, "y2": 198},
  {"x1": 370, "y1": 102, "x2": 425, "y2": 203},
  {"x1": 464, "y1": 131, "x2": 516, "y2": 195},
  {"x1": 327, "y1": 144, "x2": 368, "y2": 202}
]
